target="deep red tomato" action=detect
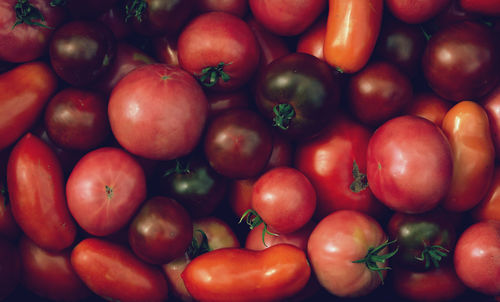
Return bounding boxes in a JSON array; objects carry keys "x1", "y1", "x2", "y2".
[
  {"x1": 66, "y1": 147, "x2": 146, "y2": 236},
  {"x1": 405, "y1": 92, "x2": 453, "y2": 127},
  {"x1": 128, "y1": 196, "x2": 193, "y2": 264},
  {"x1": 0, "y1": 238, "x2": 20, "y2": 300},
  {"x1": 366, "y1": 115, "x2": 453, "y2": 214},
  {"x1": 19, "y1": 236, "x2": 91, "y2": 302},
  {"x1": 441, "y1": 101, "x2": 495, "y2": 212},
  {"x1": 454, "y1": 220, "x2": 500, "y2": 295},
  {"x1": 182, "y1": 244, "x2": 311, "y2": 302},
  {"x1": 430, "y1": 0, "x2": 482, "y2": 30},
  {"x1": 481, "y1": 84, "x2": 500, "y2": 159},
  {"x1": 263, "y1": 129, "x2": 293, "y2": 171},
  {"x1": 108, "y1": 63, "x2": 208, "y2": 161},
  {"x1": 473, "y1": 166, "x2": 500, "y2": 222},
  {"x1": 98, "y1": 2, "x2": 133, "y2": 40},
  {"x1": 178, "y1": 12, "x2": 260, "y2": 91},
  {"x1": 152, "y1": 34, "x2": 179, "y2": 66},
  {"x1": 206, "y1": 89, "x2": 250, "y2": 119},
  {"x1": 71, "y1": 237, "x2": 169, "y2": 302},
  {"x1": 460, "y1": 0, "x2": 500, "y2": 16},
  {"x1": 0, "y1": 181, "x2": 21, "y2": 241},
  {"x1": 385, "y1": 0, "x2": 452, "y2": 24},
  {"x1": 295, "y1": 114, "x2": 386, "y2": 220},
  {"x1": 307, "y1": 210, "x2": 395, "y2": 297},
  {"x1": 248, "y1": 0, "x2": 326, "y2": 36},
  {"x1": 194, "y1": 0, "x2": 248, "y2": 17},
  {"x1": 229, "y1": 178, "x2": 255, "y2": 218},
  {"x1": 7, "y1": 133, "x2": 76, "y2": 251},
  {"x1": 0, "y1": 61, "x2": 58, "y2": 151},
  {"x1": 296, "y1": 17, "x2": 327, "y2": 61}
]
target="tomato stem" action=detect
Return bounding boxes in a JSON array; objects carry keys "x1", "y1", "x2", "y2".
[
  {"x1": 105, "y1": 185, "x2": 114, "y2": 200},
  {"x1": 415, "y1": 244, "x2": 449, "y2": 269},
  {"x1": 239, "y1": 209, "x2": 278, "y2": 247},
  {"x1": 350, "y1": 160, "x2": 369, "y2": 193},
  {"x1": 0, "y1": 185, "x2": 8, "y2": 207},
  {"x1": 420, "y1": 25, "x2": 432, "y2": 41},
  {"x1": 187, "y1": 229, "x2": 211, "y2": 259},
  {"x1": 163, "y1": 158, "x2": 191, "y2": 177},
  {"x1": 272, "y1": 104, "x2": 295, "y2": 130},
  {"x1": 49, "y1": 0, "x2": 66, "y2": 7},
  {"x1": 125, "y1": 0, "x2": 147, "y2": 23},
  {"x1": 12, "y1": 0, "x2": 53, "y2": 29},
  {"x1": 352, "y1": 239, "x2": 398, "y2": 284},
  {"x1": 198, "y1": 62, "x2": 231, "y2": 88}
]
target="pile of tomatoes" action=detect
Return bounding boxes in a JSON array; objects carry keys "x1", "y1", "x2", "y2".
[{"x1": 1, "y1": 0, "x2": 500, "y2": 301}]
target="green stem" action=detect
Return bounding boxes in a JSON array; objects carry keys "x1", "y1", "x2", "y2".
[
  {"x1": 125, "y1": 0, "x2": 147, "y2": 23},
  {"x1": 272, "y1": 104, "x2": 295, "y2": 130},
  {"x1": 350, "y1": 160, "x2": 369, "y2": 193},
  {"x1": 420, "y1": 25, "x2": 432, "y2": 41},
  {"x1": 49, "y1": 0, "x2": 66, "y2": 7},
  {"x1": 163, "y1": 158, "x2": 191, "y2": 177},
  {"x1": 415, "y1": 244, "x2": 449, "y2": 269},
  {"x1": 239, "y1": 209, "x2": 278, "y2": 247},
  {"x1": 187, "y1": 229, "x2": 211, "y2": 259},
  {"x1": 198, "y1": 62, "x2": 231, "y2": 87},
  {"x1": 12, "y1": 0, "x2": 53, "y2": 29},
  {"x1": 352, "y1": 239, "x2": 398, "y2": 284},
  {"x1": 0, "y1": 185, "x2": 8, "y2": 207}
]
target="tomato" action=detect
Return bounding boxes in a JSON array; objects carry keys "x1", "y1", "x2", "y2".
[
  {"x1": 385, "y1": 0, "x2": 452, "y2": 24},
  {"x1": 49, "y1": 20, "x2": 117, "y2": 87},
  {"x1": 324, "y1": 0, "x2": 383, "y2": 73},
  {"x1": 454, "y1": 220, "x2": 500, "y2": 295},
  {"x1": 108, "y1": 63, "x2": 208, "y2": 160},
  {"x1": 245, "y1": 220, "x2": 315, "y2": 251},
  {"x1": 182, "y1": 244, "x2": 311, "y2": 302},
  {"x1": 348, "y1": 61, "x2": 413, "y2": 127},
  {"x1": 7, "y1": 133, "x2": 76, "y2": 251},
  {"x1": 66, "y1": 147, "x2": 146, "y2": 236},
  {"x1": 263, "y1": 129, "x2": 293, "y2": 171},
  {"x1": 19, "y1": 236, "x2": 91, "y2": 301},
  {"x1": 194, "y1": 0, "x2": 248, "y2": 17},
  {"x1": 295, "y1": 114, "x2": 386, "y2": 219},
  {"x1": 473, "y1": 166, "x2": 500, "y2": 222},
  {"x1": 203, "y1": 108, "x2": 273, "y2": 179},
  {"x1": 152, "y1": 34, "x2": 179, "y2": 66},
  {"x1": 254, "y1": 52, "x2": 341, "y2": 141},
  {"x1": 0, "y1": 61, "x2": 58, "y2": 151},
  {"x1": 0, "y1": 0, "x2": 66, "y2": 63},
  {"x1": 248, "y1": 0, "x2": 326, "y2": 36},
  {"x1": 206, "y1": 89, "x2": 250, "y2": 119},
  {"x1": 441, "y1": 101, "x2": 495, "y2": 212},
  {"x1": 430, "y1": 0, "x2": 482, "y2": 30},
  {"x1": 44, "y1": 88, "x2": 110, "y2": 151},
  {"x1": 366, "y1": 115, "x2": 453, "y2": 214},
  {"x1": 71, "y1": 237, "x2": 169, "y2": 302},
  {"x1": 229, "y1": 178, "x2": 255, "y2": 218},
  {"x1": 98, "y1": 3, "x2": 133, "y2": 40},
  {"x1": 422, "y1": 21, "x2": 500, "y2": 102},
  {"x1": 250, "y1": 167, "x2": 316, "y2": 234},
  {"x1": 481, "y1": 84, "x2": 500, "y2": 159},
  {"x1": 129, "y1": 196, "x2": 193, "y2": 264},
  {"x1": 178, "y1": 12, "x2": 260, "y2": 91},
  {"x1": 0, "y1": 181, "x2": 21, "y2": 240},
  {"x1": 460, "y1": 0, "x2": 500, "y2": 16},
  {"x1": 405, "y1": 92, "x2": 453, "y2": 127},
  {"x1": 307, "y1": 210, "x2": 395, "y2": 297}
]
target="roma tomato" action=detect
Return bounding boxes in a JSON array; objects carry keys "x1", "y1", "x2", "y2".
[
  {"x1": 19, "y1": 236, "x2": 91, "y2": 302},
  {"x1": 178, "y1": 12, "x2": 260, "y2": 91},
  {"x1": 0, "y1": 61, "x2": 58, "y2": 150},
  {"x1": 66, "y1": 147, "x2": 146, "y2": 236},
  {"x1": 324, "y1": 0, "x2": 383, "y2": 73},
  {"x1": 0, "y1": 238, "x2": 20, "y2": 300},
  {"x1": 182, "y1": 244, "x2": 311, "y2": 302},
  {"x1": 454, "y1": 220, "x2": 500, "y2": 295},
  {"x1": 71, "y1": 238, "x2": 169, "y2": 302},
  {"x1": 295, "y1": 114, "x2": 385, "y2": 219},
  {"x1": 108, "y1": 63, "x2": 208, "y2": 161},
  {"x1": 7, "y1": 133, "x2": 76, "y2": 251},
  {"x1": 366, "y1": 116, "x2": 453, "y2": 214},
  {"x1": 473, "y1": 166, "x2": 500, "y2": 222},
  {"x1": 441, "y1": 101, "x2": 495, "y2": 212},
  {"x1": 481, "y1": 84, "x2": 500, "y2": 159},
  {"x1": 307, "y1": 210, "x2": 395, "y2": 297},
  {"x1": 385, "y1": 0, "x2": 452, "y2": 24},
  {"x1": 405, "y1": 92, "x2": 453, "y2": 127},
  {"x1": 460, "y1": 0, "x2": 500, "y2": 16}
]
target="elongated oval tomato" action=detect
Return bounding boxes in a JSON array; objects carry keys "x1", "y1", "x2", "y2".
[
  {"x1": 7, "y1": 133, "x2": 76, "y2": 251},
  {"x1": 182, "y1": 244, "x2": 310, "y2": 302},
  {"x1": 441, "y1": 101, "x2": 495, "y2": 212},
  {"x1": 324, "y1": 0, "x2": 383, "y2": 73},
  {"x1": 71, "y1": 238, "x2": 168, "y2": 302},
  {"x1": 0, "y1": 61, "x2": 58, "y2": 150}
]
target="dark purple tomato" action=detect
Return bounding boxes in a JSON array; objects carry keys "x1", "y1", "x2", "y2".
[
  {"x1": 98, "y1": 3, "x2": 133, "y2": 40},
  {"x1": 204, "y1": 108, "x2": 273, "y2": 179},
  {"x1": 422, "y1": 21, "x2": 500, "y2": 102},
  {"x1": 49, "y1": 20, "x2": 116, "y2": 87},
  {"x1": 64, "y1": 0, "x2": 120, "y2": 19}
]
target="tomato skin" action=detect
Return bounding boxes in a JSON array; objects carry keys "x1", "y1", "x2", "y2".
[
  {"x1": 307, "y1": 210, "x2": 389, "y2": 297},
  {"x1": 229, "y1": 178, "x2": 255, "y2": 218},
  {"x1": 481, "y1": 84, "x2": 500, "y2": 159},
  {"x1": 182, "y1": 244, "x2": 310, "y2": 302},
  {"x1": 385, "y1": 0, "x2": 451, "y2": 24},
  {"x1": 195, "y1": 0, "x2": 248, "y2": 17},
  {"x1": 71, "y1": 238, "x2": 169, "y2": 302},
  {"x1": 66, "y1": 147, "x2": 147, "y2": 236},
  {"x1": 7, "y1": 133, "x2": 76, "y2": 251},
  {"x1": 297, "y1": 17, "x2": 327, "y2": 61},
  {"x1": 0, "y1": 238, "x2": 20, "y2": 300},
  {"x1": 366, "y1": 115, "x2": 453, "y2": 214},
  {"x1": 473, "y1": 166, "x2": 500, "y2": 222},
  {"x1": 19, "y1": 236, "x2": 91, "y2": 302},
  {"x1": 454, "y1": 220, "x2": 500, "y2": 295},
  {"x1": 405, "y1": 92, "x2": 453, "y2": 127},
  {"x1": 0, "y1": 181, "x2": 21, "y2": 240},
  {"x1": 324, "y1": 0, "x2": 383, "y2": 73},
  {"x1": 441, "y1": 101, "x2": 495, "y2": 212},
  {"x1": 460, "y1": 0, "x2": 500, "y2": 16},
  {"x1": 0, "y1": 61, "x2": 58, "y2": 150}
]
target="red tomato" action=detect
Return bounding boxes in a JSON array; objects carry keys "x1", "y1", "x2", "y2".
[
  {"x1": 0, "y1": 181, "x2": 21, "y2": 240},
  {"x1": 295, "y1": 114, "x2": 386, "y2": 219},
  {"x1": 251, "y1": 167, "x2": 316, "y2": 234},
  {"x1": 307, "y1": 210, "x2": 394, "y2": 297},
  {"x1": 206, "y1": 89, "x2": 250, "y2": 119},
  {"x1": 71, "y1": 237, "x2": 169, "y2": 302},
  {"x1": 108, "y1": 63, "x2": 208, "y2": 160},
  {"x1": 481, "y1": 84, "x2": 500, "y2": 159},
  {"x1": 0, "y1": 238, "x2": 20, "y2": 300},
  {"x1": 324, "y1": 0, "x2": 383, "y2": 73},
  {"x1": 454, "y1": 220, "x2": 500, "y2": 295},
  {"x1": 460, "y1": 0, "x2": 500, "y2": 16},
  {"x1": 0, "y1": 61, "x2": 58, "y2": 150},
  {"x1": 405, "y1": 92, "x2": 453, "y2": 127},
  {"x1": 248, "y1": 0, "x2": 326, "y2": 36},
  {"x1": 152, "y1": 34, "x2": 179, "y2": 66},
  {"x1": 194, "y1": 0, "x2": 248, "y2": 17},
  {"x1": 229, "y1": 178, "x2": 255, "y2": 218},
  {"x1": 263, "y1": 130, "x2": 293, "y2": 171},
  {"x1": 7, "y1": 133, "x2": 76, "y2": 251},
  {"x1": 66, "y1": 147, "x2": 146, "y2": 236},
  {"x1": 19, "y1": 236, "x2": 91, "y2": 302},
  {"x1": 385, "y1": 0, "x2": 452, "y2": 24},
  {"x1": 366, "y1": 115, "x2": 453, "y2": 214},
  {"x1": 473, "y1": 166, "x2": 500, "y2": 222},
  {"x1": 182, "y1": 244, "x2": 311, "y2": 302},
  {"x1": 441, "y1": 101, "x2": 495, "y2": 212},
  {"x1": 296, "y1": 17, "x2": 327, "y2": 61},
  {"x1": 178, "y1": 12, "x2": 260, "y2": 91}
]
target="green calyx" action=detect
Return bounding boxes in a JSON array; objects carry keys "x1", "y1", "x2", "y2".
[
  {"x1": 350, "y1": 160, "x2": 369, "y2": 193},
  {"x1": 198, "y1": 62, "x2": 231, "y2": 88},
  {"x1": 415, "y1": 244, "x2": 449, "y2": 269},
  {"x1": 163, "y1": 158, "x2": 191, "y2": 177},
  {"x1": 49, "y1": 0, "x2": 66, "y2": 7},
  {"x1": 239, "y1": 209, "x2": 278, "y2": 247},
  {"x1": 12, "y1": 0, "x2": 53, "y2": 29},
  {"x1": 272, "y1": 103, "x2": 295, "y2": 130},
  {"x1": 187, "y1": 229, "x2": 211, "y2": 259},
  {"x1": 352, "y1": 239, "x2": 398, "y2": 283},
  {"x1": 125, "y1": 0, "x2": 147, "y2": 23}
]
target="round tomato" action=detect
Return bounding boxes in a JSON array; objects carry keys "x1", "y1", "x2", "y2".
[
  {"x1": 405, "y1": 92, "x2": 453, "y2": 127},
  {"x1": 460, "y1": 0, "x2": 500, "y2": 16},
  {"x1": 385, "y1": 0, "x2": 452, "y2": 24},
  {"x1": 481, "y1": 84, "x2": 500, "y2": 159},
  {"x1": 194, "y1": 0, "x2": 248, "y2": 17},
  {"x1": 296, "y1": 17, "x2": 327, "y2": 61}
]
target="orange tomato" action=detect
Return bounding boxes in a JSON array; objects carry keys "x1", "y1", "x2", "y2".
[
  {"x1": 405, "y1": 92, "x2": 453, "y2": 127},
  {"x1": 472, "y1": 166, "x2": 500, "y2": 221}
]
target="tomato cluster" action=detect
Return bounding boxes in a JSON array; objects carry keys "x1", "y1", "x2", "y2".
[{"x1": 1, "y1": 0, "x2": 500, "y2": 301}]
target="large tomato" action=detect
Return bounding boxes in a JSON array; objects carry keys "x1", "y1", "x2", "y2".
[
  {"x1": 385, "y1": 0, "x2": 452, "y2": 23},
  {"x1": 66, "y1": 147, "x2": 146, "y2": 236},
  {"x1": 108, "y1": 63, "x2": 208, "y2": 160}
]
